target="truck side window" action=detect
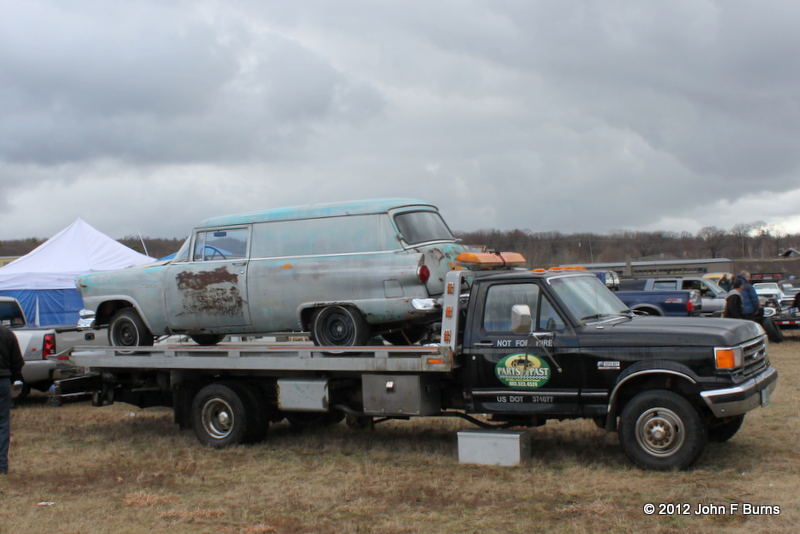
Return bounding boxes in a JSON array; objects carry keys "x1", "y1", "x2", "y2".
[
  {"x1": 483, "y1": 283, "x2": 539, "y2": 332},
  {"x1": 539, "y1": 297, "x2": 566, "y2": 332}
]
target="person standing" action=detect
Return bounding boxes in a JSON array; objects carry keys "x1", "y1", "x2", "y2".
[
  {"x1": 734, "y1": 271, "x2": 761, "y2": 320},
  {"x1": 723, "y1": 279, "x2": 744, "y2": 318},
  {"x1": 0, "y1": 324, "x2": 24, "y2": 475}
]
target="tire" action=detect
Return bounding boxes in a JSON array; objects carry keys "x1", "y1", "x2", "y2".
[
  {"x1": 619, "y1": 390, "x2": 707, "y2": 471},
  {"x1": 190, "y1": 334, "x2": 226, "y2": 346},
  {"x1": 108, "y1": 308, "x2": 154, "y2": 347},
  {"x1": 191, "y1": 383, "x2": 250, "y2": 448},
  {"x1": 760, "y1": 317, "x2": 784, "y2": 343},
  {"x1": 310, "y1": 306, "x2": 371, "y2": 347},
  {"x1": 708, "y1": 414, "x2": 745, "y2": 443},
  {"x1": 231, "y1": 382, "x2": 270, "y2": 444}
]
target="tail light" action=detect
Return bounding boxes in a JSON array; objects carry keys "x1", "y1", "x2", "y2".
[
  {"x1": 687, "y1": 301, "x2": 694, "y2": 313},
  {"x1": 42, "y1": 333, "x2": 56, "y2": 359},
  {"x1": 417, "y1": 264, "x2": 431, "y2": 284}
]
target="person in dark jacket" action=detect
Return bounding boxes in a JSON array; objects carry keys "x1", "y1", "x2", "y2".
[
  {"x1": 734, "y1": 271, "x2": 761, "y2": 320},
  {"x1": 723, "y1": 279, "x2": 744, "y2": 319},
  {"x1": 0, "y1": 324, "x2": 25, "y2": 475}
]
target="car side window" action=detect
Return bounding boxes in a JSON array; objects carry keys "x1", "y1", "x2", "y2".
[
  {"x1": 483, "y1": 283, "x2": 540, "y2": 333},
  {"x1": 193, "y1": 228, "x2": 249, "y2": 262}
]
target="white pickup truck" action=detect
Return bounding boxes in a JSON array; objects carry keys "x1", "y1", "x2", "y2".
[{"x1": 1, "y1": 296, "x2": 101, "y2": 401}]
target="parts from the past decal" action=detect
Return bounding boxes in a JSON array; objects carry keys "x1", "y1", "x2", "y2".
[{"x1": 495, "y1": 353, "x2": 551, "y2": 389}]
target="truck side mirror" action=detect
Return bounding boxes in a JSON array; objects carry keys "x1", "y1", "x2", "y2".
[{"x1": 511, "y1": 304, "x2": 532, "y2": 334}]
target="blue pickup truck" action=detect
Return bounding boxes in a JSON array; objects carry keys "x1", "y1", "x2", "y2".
[
  {"x1": 588, "y1": 273, "x2": 702, "y2": 316},
  {"x1": 615, "y1": 289, "x2": 702, "y2": 316}
]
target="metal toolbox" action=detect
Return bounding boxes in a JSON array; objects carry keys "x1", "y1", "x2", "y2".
[{"x1": 362, "y1": 374, "x2": 441, "y2": 416}]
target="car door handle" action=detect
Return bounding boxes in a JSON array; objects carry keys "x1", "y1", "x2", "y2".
[{"x1": 474, "y1": 342, "x2": 494, "y2": 348}]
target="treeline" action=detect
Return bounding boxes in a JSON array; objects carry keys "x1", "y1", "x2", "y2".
[
  {"x1": 0, "y1": 236, "x2": 186, "y2": 261},
  {"x1": 2, "y1": 220, "x2": 798, "y2": 266},
  {"x1": 455, "y1": 221, "x2": 800, "y2": 267}
]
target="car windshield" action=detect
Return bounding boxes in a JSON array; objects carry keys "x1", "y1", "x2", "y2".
[
  {"x1": 548, "y1": 275, "x2": 630, "y2": 323},
  {"x1": 393, "y1": 210, "x2": 454, "y2": 245}
]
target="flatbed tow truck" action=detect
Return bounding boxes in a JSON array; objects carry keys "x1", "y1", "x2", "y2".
[{"x1": 58, "y1": 254, "x2": 777, "y2": 470}]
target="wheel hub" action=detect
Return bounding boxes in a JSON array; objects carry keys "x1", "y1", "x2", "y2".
[{"x1": 636, "y1": 408, "x2": 684, "y2": 457}]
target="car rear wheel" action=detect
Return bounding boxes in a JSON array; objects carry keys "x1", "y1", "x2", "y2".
[
  {"x1": 310, "y1": 306, "x2": 371, "y2": 347},
  {"x1": 108, "y1": 308, "x2": 154, "y2": 347}
]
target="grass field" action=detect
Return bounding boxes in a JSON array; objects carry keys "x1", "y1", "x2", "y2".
[{"x1": 2, "y1": 334, "x2": 799, "y2": 534}]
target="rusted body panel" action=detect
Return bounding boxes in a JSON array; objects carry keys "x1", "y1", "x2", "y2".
[{"x1": 76, "y1": 199, "x2": 468, "y2": 338}]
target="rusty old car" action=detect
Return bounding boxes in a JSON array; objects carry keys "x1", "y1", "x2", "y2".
[{"x1": 75, "y1": 199, "x2": 469, "y2": 347}]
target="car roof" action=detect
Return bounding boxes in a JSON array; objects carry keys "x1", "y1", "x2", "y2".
[{"x1": 197, "y1": 198, "x2": 436, "y2": 228}]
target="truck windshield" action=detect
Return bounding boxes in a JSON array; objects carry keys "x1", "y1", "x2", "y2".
[
  {"x1": 549, "y1": 275, "x2": 629, "y2": 323},
  {"x1": 394, "y1": 211, "x2": 454, "y2": 245}
]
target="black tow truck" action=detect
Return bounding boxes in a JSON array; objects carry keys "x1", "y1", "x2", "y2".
[{"x1": 60, "y1": 253, "x2": 777, "y2": 470}]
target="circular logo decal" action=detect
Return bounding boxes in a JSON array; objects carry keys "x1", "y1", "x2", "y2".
[{"x1": 495, "y1": 353, "x2": 551, "y2": 389}]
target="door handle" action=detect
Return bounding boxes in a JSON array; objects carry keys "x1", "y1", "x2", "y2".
[{"x1": 474, "y1": 342, "x2": 494, "y2": 348}]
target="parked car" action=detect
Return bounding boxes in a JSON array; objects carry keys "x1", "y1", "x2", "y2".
[
  {"x1": 753, "y1": 282, "x2": 786, "y2": 308},
  {"x1": 1, "y1": 296, "x2": 77, "y2": 401},
  {"x1": 76, "y1": 199, "x2": 471, "y2": 347}
]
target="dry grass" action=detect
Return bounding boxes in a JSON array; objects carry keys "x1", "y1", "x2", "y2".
[{"x1": 3, "y1": 334, "x2": 800, "y2": 534}]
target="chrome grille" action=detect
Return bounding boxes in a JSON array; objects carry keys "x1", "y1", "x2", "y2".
[{"x1": 741, "y1": 335, "x2": 769, "y2": 378}]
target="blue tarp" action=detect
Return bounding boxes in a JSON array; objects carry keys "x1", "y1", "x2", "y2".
[{"x1": 0, "y1": 289, "x2": 84, "y2": 326}]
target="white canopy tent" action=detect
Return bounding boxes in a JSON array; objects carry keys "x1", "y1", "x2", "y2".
[{"x1": 0, "y1": 219, "x2": 155, "y2": 325}]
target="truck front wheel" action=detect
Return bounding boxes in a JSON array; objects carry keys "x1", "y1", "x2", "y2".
[
  {"x1": 619, "y1": 390, "x2": 707, "y2": 471},
  {"x1": 108, "y1": 308, "x2": 154, "y2": 347}
]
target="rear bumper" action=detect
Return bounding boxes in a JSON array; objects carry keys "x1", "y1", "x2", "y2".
[{"x1": 700, "y1": 367, "x2": 778, "y2": 418}]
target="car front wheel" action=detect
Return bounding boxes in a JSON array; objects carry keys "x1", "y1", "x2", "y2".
[{"x1": 108, "y1": 308, "x2": 154, "y2": 347}]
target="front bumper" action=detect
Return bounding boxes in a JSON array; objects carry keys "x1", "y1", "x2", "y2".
[{"x1": 700, "y1": 367, "x2": 778, "y2": 418}]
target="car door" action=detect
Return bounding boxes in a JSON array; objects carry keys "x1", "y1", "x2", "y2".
[
  {"x1": 164, "y1": 227, "x2": 252, "y2": 331},
  {"x1": 463, "y1": 281, "x2": 582, "y2": 416}
]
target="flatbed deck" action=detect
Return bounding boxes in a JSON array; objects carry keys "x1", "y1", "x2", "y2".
[{"x1": 67, "y1": 343, "x2": 457, "y2": 373}]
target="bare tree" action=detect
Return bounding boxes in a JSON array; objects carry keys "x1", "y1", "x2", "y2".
[
  {"x1": 729, "y1": 223, "x2": 753, "y2": 259},
  {"x1": 697, "y1": 226, "x2": 729, "y2": 258}
]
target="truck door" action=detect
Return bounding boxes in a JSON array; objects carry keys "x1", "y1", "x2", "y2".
[
  {"x1": 463, "y1": 281, "x2": 582, "y2": 416},
  {"x1": 164, "y1": 227, "x2": 252, "y2": 331}
]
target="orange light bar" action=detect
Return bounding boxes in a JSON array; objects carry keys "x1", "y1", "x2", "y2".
[
  {"x1": 454, "y1": 252, "x2": 527, "y2": 270},
  {"x1": 427, "y1": 358, "x2": 446, "y2": 365}
]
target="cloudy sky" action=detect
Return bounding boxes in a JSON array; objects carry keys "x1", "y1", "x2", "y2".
[{"x1": 2, "y1": 0, "x2": 800, "y2": 241}]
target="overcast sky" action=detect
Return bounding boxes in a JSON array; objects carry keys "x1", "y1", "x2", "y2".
[{"x1": 2, "y1": 0, "x2": 800, "y2": 241}]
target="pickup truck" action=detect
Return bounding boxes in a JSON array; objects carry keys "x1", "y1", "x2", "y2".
[
  {"x1": 614, "y1": 289, "x2": 701, "y2": 316},
  {"x1": 1, "y1": 296, "x2": 101, "y2": 401},
  {"x1": 619, "y1": 277, "x2": 726, "y2": 316},
  {"x1": 61, "y1": 255, "x2": 777, "y2": 470}
]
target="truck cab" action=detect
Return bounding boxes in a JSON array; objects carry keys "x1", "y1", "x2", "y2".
[{"x1": 444, "y1": 262, "x2": 776, "y2": 470}]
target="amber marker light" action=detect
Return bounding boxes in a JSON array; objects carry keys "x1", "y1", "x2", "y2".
[{"x1": 715, "y1": 347, "x2": 743, "y2": 369}]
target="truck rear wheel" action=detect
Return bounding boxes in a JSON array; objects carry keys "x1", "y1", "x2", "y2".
[
  {"x1": 619, "y1": 390, "x2": 707, "y2": 471},
  {"x1": 310, "y1": 306, "x2": 371, "y2": 347},
  {"x1": 108, "y1": 308, "x2": 154, "y2": 347},
  {"x1": 192, "y1": 383, "x2": 251, "y2": 448}
]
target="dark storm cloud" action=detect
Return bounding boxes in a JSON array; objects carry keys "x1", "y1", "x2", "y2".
[{"x1": 1, "y1": 0, "x2": 800, "y2": 239}]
